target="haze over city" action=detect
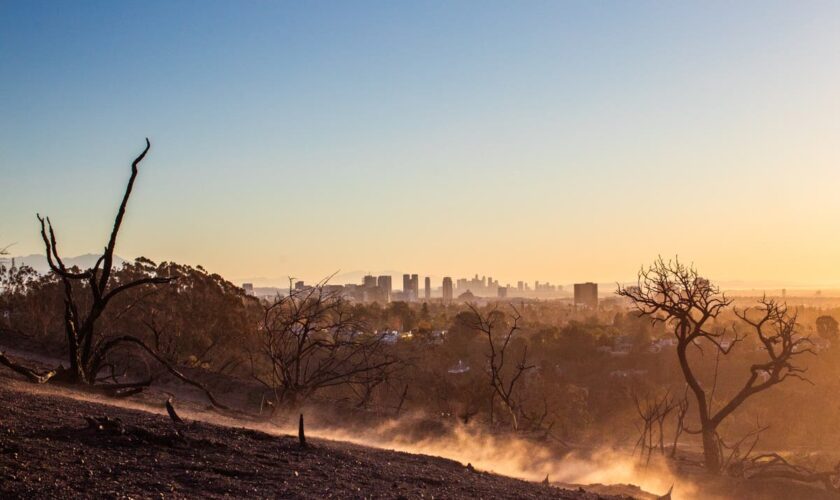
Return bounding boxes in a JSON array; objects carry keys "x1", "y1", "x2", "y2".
[{"x1": 2, "y1": 1, "x2": 839, "y2": 288}]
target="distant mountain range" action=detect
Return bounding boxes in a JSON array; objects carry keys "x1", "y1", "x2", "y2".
[{"x1": 2, "y1": 254, "x2": 126, "y2": 274}]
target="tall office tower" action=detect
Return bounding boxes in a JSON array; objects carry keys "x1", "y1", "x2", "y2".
[
  {"x1": 242, "y1": 283, "x2": 254, "y2": 296},
  {"x1": 497, "y1": 286, "x2": 508, "y2": 299},
  {"x1": 402, "y1": 274, "x2": 411, "y2": 299},
  {"x1": 411, "y1": 274, "x2": 419, "y2": 300},
  {"x1": 424, "y1": 276, "x2": 431, "y2": 301},
  {"x1": 442, "y1": 277, "x2": 453, "y2": 304},
  {"x1": 377, "y1": 275, "x2": 392, "y2": 302},
  {"x1": 574, "y1": 282, "x2": 599, "y2": 309},
  {"x1": 363, "y1": 275, "x2": 377, "y2": 288}
]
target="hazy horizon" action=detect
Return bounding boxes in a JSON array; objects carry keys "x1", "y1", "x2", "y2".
[
  {"x1": 8, "y1": 251, "x2": 840, "y2": 293},
  {"x1": 3, "y1": 1, "x2": 839, "y2": 287}
]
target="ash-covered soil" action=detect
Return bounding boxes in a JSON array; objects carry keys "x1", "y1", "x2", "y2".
[{"x1": 0, "y1": 378, "x2": 625, "y2": 499}]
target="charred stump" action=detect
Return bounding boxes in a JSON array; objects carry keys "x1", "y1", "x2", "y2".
[{"x1": 298, "y1": 413, "x2": 307, "y2": 448}]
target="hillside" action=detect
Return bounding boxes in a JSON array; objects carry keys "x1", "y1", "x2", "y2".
[{"x1": 0, "y1": 378, "x2": 624, "y2": 499}]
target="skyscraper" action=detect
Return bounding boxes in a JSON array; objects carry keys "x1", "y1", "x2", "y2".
[
  {"x1": 363, "y1": 275, "x2": 377, "y2": 288},
  {"x1": 442, "y1": 277, "x2": 453, "y2": 304},
  {"x1": 411, "y1": 274, "x2": 419, "y2": 301},
  {"x1": 403, "y1": 274, "x2": 419, "y2": 301},
  {"x1": 574, "y1": 282, "x2": 598, "y2": 308},
  {"x1": 424, "y1": 277, "x2": 431, "y2": 301},
  {"x1": 377, "y1": 275, "x2": 392, "y2": 302},
  {"x1": 402, "y1": 274, "x2": 411, "y2": 300}
]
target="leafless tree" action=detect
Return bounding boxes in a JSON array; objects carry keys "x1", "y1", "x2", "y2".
[
  {"x1": 253, "y1": 279, "x2": 398, "y2": 407},
  {"x1": 670, "y1": 386, "x2": 689, "y2": 458},
  {"x1": 519, "y1": 393, "x2": 556, "y2": 438},
  {"x1": 617, "y1": 257, "x2": 813, "y2": 473},
  {"x1": 467, "y1": 304, "x2": 534, "y2": 431},
  {"x1": 718, "y1": 419, "x2": 769, "y2": 473},
  {"x1": 632, "y1": 390, "x2": 678, "y2": 465},
  {"x1": 0, "y1": 140, "x2": 227, "y2": 407}
]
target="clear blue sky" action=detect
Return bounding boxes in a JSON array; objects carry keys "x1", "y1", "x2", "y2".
[{"x1": 2, "y1": 1, "x2": 839, "y2": 287}]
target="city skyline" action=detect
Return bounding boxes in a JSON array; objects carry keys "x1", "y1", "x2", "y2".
[
  {"x1": 7, "y1": 251, "x2": 840, "y2": 293},
  {"x1": 251, "y1": 271, "x2": 580, "y2": 303}
]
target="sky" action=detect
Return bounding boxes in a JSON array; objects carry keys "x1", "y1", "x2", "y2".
[{"x1": 1, "y1": 1, "x2": 839, "y2": 288}]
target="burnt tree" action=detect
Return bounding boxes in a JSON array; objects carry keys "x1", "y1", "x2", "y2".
[
  {"x1": 253, "y1": 279, "x2": 398, "y2": 407},
  {"x1": 618, "y1": 258, "x2": 812, "y2": 474},
  {"x1": 467, "y1": 305, "x2": 534, "y2": 431},
  {"x1": 0, "y1": 140, "x2": 227, "y2": 407},
  {"x1": 632, "y1": 390, "x2": 678, "y2": 465},
  {"x1": 34, "y1": 139, "x2": 172, "y2": 386}
]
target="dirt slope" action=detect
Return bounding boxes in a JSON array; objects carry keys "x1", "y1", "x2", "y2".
[{"x1": 0, "y1": 379, "x2": 625, "y2": 499}]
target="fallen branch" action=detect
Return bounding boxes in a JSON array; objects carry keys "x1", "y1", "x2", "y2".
[
  {"x1": 0, "y1": 351, "x2": 58, "y2": 384},
  {"x1": 101, "y1": 336, "x2": 230, "y2": 410},
  {"x1": 81, "y1": 414, "x2": 185, "y2": 446},
  {"x1": 742, "y1": 453, "x2": 840, "y2": 493},
  {"x1": 85, "y1": 415, "x2": 126, "y2": 433}
]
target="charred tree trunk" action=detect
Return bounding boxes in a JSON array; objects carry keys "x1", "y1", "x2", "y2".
[
  {"x1": 0, "y1": 352, "x2": 57, "y2": 384},
  {"x1": 0, "y1": 139, "x2": 229, "y2": 410},
  {"x1": 702, "y1": 425, "x2": 722, "y2": 474},
  {"x1": 298, "y1": 413, "x2": 307, "y2": 447},
  {"x1": 618, "y1": 258, "x2": 812, "y2": 475}
]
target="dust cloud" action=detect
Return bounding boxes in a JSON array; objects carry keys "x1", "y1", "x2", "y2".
[
  {"x1": 273, "y1": 411, "x2": 699, "y2": 500},
  {"x1": 13, "y1": 380, "x2": 698, "y2": 499}
]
